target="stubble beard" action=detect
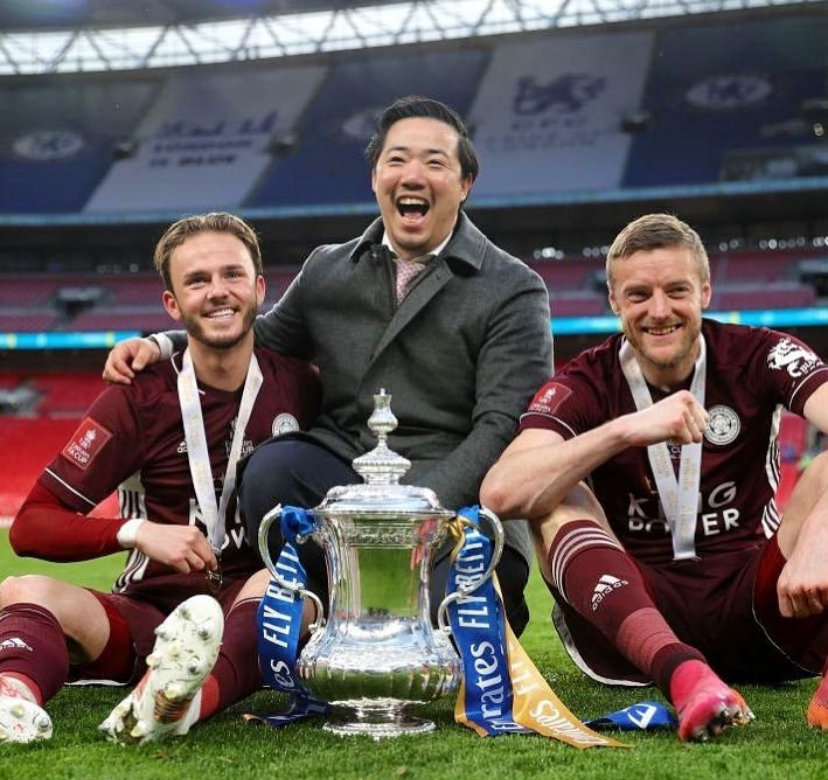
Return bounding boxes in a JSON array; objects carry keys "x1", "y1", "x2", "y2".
[
  {"x1": 627, "y1": 321, "x2": 701, "y2": 375},
  {"x1": 183, "y1": 304, "x2": 258, "y2": 351}
]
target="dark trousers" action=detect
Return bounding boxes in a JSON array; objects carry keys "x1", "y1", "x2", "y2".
[{"x1": 238, "y1": 436, "x2": 529, "y2": 636}]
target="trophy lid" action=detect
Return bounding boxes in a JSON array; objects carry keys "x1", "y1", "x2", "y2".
[{"x1": 315, "y1": 390, "x2": 453, "y2": 517}]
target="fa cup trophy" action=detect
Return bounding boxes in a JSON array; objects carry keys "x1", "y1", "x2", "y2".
[{"x1": 259, "y1": 390, "x2": 504, "y2": 737}]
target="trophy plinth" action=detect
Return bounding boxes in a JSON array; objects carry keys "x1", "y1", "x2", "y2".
[{"x1": 324, "y1": 706, "x2": 436, "y2": 738}]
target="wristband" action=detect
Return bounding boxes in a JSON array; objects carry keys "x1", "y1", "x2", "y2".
[
  {"x1": 145, "y1": 333, "x2": 174, "y2": 360},
  {"x1": 116, "y1": 518, "x2": 145, "y2": 548}
]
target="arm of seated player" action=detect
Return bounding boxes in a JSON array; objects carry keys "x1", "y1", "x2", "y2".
[
  {"x1": 481, "y1": 389, "x2": 709, "y2": 521},
  {"x1": 102, "y1": 332, "x2": 185, "y2": 384},
  {"x1": 775, "y1": 383, "x2": 828, "y2": 618},
  {"x1": 10, "y1": 482, "x2": 127, "y2": 561},
  {"x1": 10, "y1": 482, "x2": 216, "y2": 574}
]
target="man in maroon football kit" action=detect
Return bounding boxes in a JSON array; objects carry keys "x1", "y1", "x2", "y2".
[
  {"x1": 482, "y1": 213, "x2": 828, "y2": 741},
  {"x1": 0, "y1": 213, "x2": 319, "y2": 744}
]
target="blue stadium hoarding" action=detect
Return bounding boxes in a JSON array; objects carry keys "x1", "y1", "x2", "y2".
[
  {"x1": 0, "y1": 330, "x2": 142, "y2": 350},
  {"x1": 550, "y1": 308, "x2": 828, "y2": 336}
]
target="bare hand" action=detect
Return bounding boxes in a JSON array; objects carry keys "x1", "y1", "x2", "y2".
[
  {"x1": 625, "y1": 390, "x2": 709, "y2": 448},
  {"x1": 102, "y1": 338, "x2": 161, "y2": 385},
  {"x1": 777, "y1": 519, "x2": 828, "y2": 618},
  {"x1": 134, "y1": 521, "x2": 218, "y2": 575}
]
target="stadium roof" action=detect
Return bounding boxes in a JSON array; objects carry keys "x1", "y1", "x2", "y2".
[
  {"x1": 0, "y1": 0, "x2": 823, "y2": 75},
  {"x1": 0, "y1": 1, "x2": 390, "y2": 31}
]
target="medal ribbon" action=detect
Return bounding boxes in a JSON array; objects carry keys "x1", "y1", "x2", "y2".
[
  {"x1": 619, "y1": 338, "x2": 706, "y2": 560},
  {"x1": 177, "y1": 348, "x2": 262, "y2": 558},
  {"x1": 249, "y1": 506, "x2": 329, "y2": 727},
  {"x1": 449, "y1": 507, "x2": 626, "y2": 748}
]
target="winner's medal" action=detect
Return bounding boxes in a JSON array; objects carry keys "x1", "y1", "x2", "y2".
[
  {"x1": 206, "y1": 558, "x2": 223, "y2": 592},
  {"x1": 178, "y1": 348, "x2": 263, "y2": 580}
]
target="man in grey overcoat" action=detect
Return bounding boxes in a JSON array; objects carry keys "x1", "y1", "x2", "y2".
[{"x1": 104, "y1": 96, "x2": 553, "y2": 634}]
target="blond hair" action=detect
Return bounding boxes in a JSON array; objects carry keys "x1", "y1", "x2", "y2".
[{"x1": 606, "y1": 213, "x2": 709, "y2": 290}]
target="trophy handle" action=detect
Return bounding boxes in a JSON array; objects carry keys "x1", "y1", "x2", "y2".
[
  {"x1": 436, "y1": 506, "x2": 505, "y2": 635},
  {"x1": 258, "y1": 505, "x2": 326, "y2": 633}
]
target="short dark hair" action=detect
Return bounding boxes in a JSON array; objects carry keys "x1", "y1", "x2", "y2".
[
  {"x1": 364, "y1": 95, "x2": 479, "y2": 182},
  {"x1": 153, "y1": 212, "x2": 263, "y2": 293}
]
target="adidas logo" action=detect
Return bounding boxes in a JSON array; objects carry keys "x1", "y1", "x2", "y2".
[
  {"x1": 590, "y1": 574, "x2": 628, "y2": 611},
  {"x1": 0, "y1": 637, "x2": 33, "y2": 652}
]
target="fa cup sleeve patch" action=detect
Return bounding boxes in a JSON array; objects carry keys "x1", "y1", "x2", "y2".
[
  {"x1": 529, "y1": 382, "x2": 573, "y2": 415},
  {"x1": 61, "y1": 417, "x2": 113, "y2": 471}
]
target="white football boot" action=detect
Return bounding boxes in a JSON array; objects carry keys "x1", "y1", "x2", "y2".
[
  {"x1": 99, "y1": 595, "x2": 223, "y2": 745},
  {"x1": 0, "y1": 675, "x2": 53, "y2": 743}
]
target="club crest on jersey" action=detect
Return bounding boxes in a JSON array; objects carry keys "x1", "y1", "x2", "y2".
[
  {"x1": 704, "y1": 405, "x2": 740, "y2": 446},
  {"x1": 272, "y1": 413, "x2": 300, "y2": 437},
  {"x1": 767, "y1": 338, "x2": 821, "y2": 379}
]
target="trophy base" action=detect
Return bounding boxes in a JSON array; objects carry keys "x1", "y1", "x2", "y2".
[{"x1": 323, "y1": 710, "x2": 435, "y2": 740}]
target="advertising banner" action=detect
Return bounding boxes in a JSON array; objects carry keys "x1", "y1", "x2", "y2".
[
  {"x1": 468, "y1": 32, "x2": 654, "y2": 199},
  {"x1": 85, "y1": 66, "x2": 326, "y2": 212}
]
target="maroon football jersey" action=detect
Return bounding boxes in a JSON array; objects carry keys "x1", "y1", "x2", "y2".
[
  {"x1": 39, "y1": 348, "x2": 319, "y2": 591},
  {"x1": 521, "y1": 321, "x2": 828, "y2": 565}
]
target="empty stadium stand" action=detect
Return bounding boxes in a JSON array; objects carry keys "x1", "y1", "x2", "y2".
[
  {"x1": 68, "y1": 308, "x2": 176, "y2": 334},
  {"x1": 0, "y1": 278, "x2": 63, "y2": 307},
  {"x1": 0, "y1": 313, "x2": 59, "y2": 332},
  {"x1": 528, "y1": 260, "x2": 602, "y2": 292},
  {"x1": 30, "y1": 373, "x2": 105, "y2": 416},
  {"x1": 712, "y1": 282, "x2": 817, "y2": 312},
  {"x1": 0, "y1": 415, "x2": 118, "y2": 523},
  {"x1": 549, "y1": 292, "x2": 608, "y2": 317},
  {"x1": 1, "y1": 247, "x2": 827, "y2": 332},
  {"x1": 98, "y1": 276, "x2": 164, "y2": 306},
  {"x1": 0, "y1": 11, "x2": 825, "y2": 215},
  {"x1": 713, "y1": 253, "x2": 800, "y2": 284}
]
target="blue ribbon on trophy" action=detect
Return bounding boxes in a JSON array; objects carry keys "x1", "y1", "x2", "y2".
[
  {"x1": 446, "y1": 509, "x2": 529, "y2": 735},
  {"x1": 448, "y1": 506, "x2": 626, "y2": 749},
  {"x1": 247, "y1": 506, "x2": 329, "y2": 727}
]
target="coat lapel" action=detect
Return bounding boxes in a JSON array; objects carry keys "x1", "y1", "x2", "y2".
[
  {"x1": 367, "y1": 259, "x2": 454, "y2": 367},
  {"x1": 364, "y1": 213, "x2": 485, "y2": 370}
]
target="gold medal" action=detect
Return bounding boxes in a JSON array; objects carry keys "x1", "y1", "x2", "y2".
[{"x1": 206, "y1": 561, "x2": 223, "y2": 592}]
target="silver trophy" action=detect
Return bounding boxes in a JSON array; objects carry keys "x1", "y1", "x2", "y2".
[{"x1": 259, "y1": 389, "x2": 504, "y2": 738}]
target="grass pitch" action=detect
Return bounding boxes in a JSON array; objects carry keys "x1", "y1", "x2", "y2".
[{"x1": 0, "y1": 530, "x2": 824, "y2": 780}]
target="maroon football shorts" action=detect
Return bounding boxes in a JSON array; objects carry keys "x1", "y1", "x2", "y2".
[
  {"x1": 549, "y1": 536, "x2": 821, "y2": 686},
  {"x1": 70, "y1": 573, "x2": 248, "y2": 685}
]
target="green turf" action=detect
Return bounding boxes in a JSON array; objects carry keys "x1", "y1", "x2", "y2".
[{"x1": 0, "y1": 529, "x2": 823, "y2": 779}]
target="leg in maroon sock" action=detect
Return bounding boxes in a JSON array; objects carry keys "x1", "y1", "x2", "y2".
[
  {"x1": 0, "y1": 603, "x2": 69, "y2": 704},
  {"x1": 0, "y1": 602, "x2": 67, "y2": 743},
  {"x1": 548, "y1": 519, "x2": 752, "y2": 741},
  {"x1": 199, "y1": 598, "x2": 262, "y2": 719},
  {"x1": 549, "y1": 520, "x2": 704, "y2": 692}
]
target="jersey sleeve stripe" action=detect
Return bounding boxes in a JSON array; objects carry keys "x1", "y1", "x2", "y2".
[
  {"x1": 519, "y1": 412, "x2": 578, "y2": 439},
  {"x1": 788, "y1": 365, "x2": 828, "y2": 408},
  {"x1": 43, "y1": 468, "x2": 98, "y2": 509}
]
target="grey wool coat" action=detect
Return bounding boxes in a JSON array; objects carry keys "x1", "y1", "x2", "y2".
[{"x1": 252, "y1": 212, "x2": 554, "y2": 566}]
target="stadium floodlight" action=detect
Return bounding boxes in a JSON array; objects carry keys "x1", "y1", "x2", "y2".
[{"x1": 0, "y1": 0, "x2": 822, "y2": 76}]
